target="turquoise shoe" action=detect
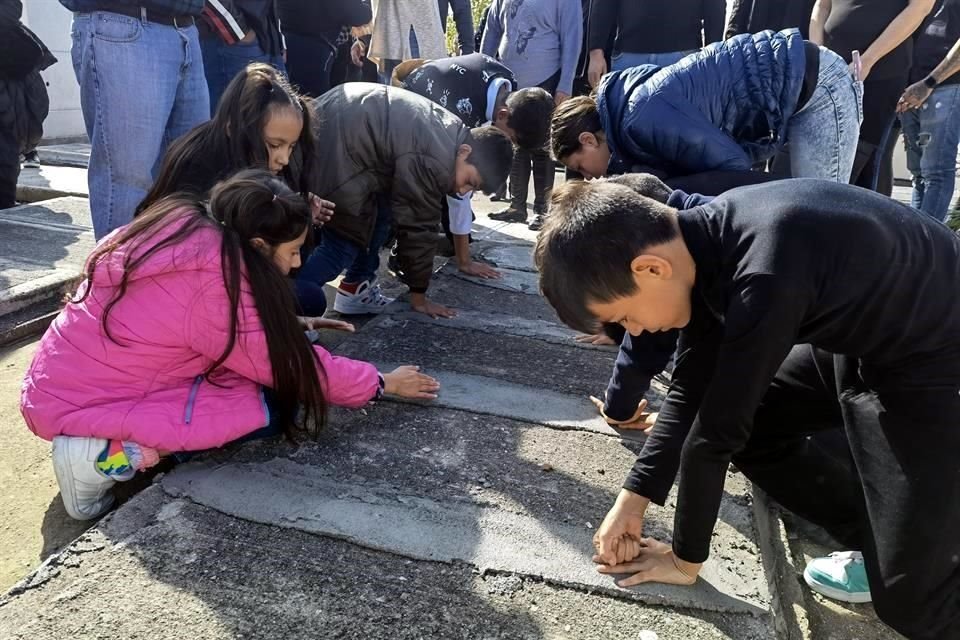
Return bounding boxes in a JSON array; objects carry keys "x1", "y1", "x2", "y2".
[{"x1": 803, "y1": 551, "x2": 872, "y2": 604}]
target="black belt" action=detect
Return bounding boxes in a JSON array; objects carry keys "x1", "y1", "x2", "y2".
[{"x1": 93, "y1": 6, "x2": 196, "y2": 28}]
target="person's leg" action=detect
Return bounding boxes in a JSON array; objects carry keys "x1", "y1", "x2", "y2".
[
  {"x1": 490, "y1": 146, "x2": 531, "y2": 222},
  {"x1": 72, "y1": 12, "x2": 198, "y2": 239},
  {"x1": 284, "y1": 31, "x2": 335, "y2": 98},
  {"x1": 900, "y1": 108, "x2": 925, "y2": 210},
  {"x1": 199, "y1": 33, "x2": 273, "y2": 114},
  {"x1": 610, "y1": 50, "x2": 692, "y2": 72},
  {"x1": 332, "y1": 195, "x2": 397, "y2": 314},
  {"x1": 0, "y1": 89, "x2": 19, "y2": 209},
  {"x1": 733, "y1": 345, "x2": 866, "y2": 550},
  {"x1": 161, "y1": 23, "x2": 210, "y2": 172},
  {"x1": 296, "y1": 228, "x2": 364, "y2": 313},
  {"x1": 787, "y1": 48, "x2": 861, "y2": 182},
  {"x1": 911, "y1": 84, "x2": 960, "y2": 221},
  {"x1": 851, "y1": 76, "x2": 905, "y2": 192},
  {"x1": 832, "y1": 357, "x2": 960, "y2": 639},
  {"x1": 529, "y1": 145, "x2": 556, "y2": 230}
]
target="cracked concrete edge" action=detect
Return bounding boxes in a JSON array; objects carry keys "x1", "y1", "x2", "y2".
[
  {"x1": 751, "y1": 485, "x2": 812, "y2": 640},
  {"x1": 14, "y1": 185, "x2": 85, "y2": 204}
]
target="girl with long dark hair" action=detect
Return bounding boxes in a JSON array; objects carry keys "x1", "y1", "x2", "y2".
[{"x1": 21, "y1": 170, "x2": 439, "y2": 521}]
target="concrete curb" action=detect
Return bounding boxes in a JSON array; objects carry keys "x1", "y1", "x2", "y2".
[
  {"x1": 15, "y1": 184, "x2": 85, "y2": 204},
  {"x1": 752, "y1": 486, "x2": 812, "y2": 639}
]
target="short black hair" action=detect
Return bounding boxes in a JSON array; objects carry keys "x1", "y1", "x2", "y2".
[
  {"x1": 535, "y1": 180, "x2": 679, "y2": 333},
  {"x1": 550, "y1": 95, "x2": 603, "y2": 161},
  {"x1": 466, "y1": 126, "x2": 514, "y2": 194},
  {"x1": 505, "y1": 87, "x2": 555, "y2": 150}
]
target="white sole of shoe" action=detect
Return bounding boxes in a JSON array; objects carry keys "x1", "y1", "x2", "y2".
[
  {"x1": 803, "y1": 567, "x2": 872, "y2": 604},
  {"x1": 51, "y1": 437, "x2": 115, "y2": 521}
]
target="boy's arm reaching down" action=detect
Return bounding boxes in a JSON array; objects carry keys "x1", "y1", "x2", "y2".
[{"x1": 603, "y1": 329, "x2": 679, "y2": 422}]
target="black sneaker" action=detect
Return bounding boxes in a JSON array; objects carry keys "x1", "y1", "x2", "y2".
[
  {"x1": 528, "y1": 213, "x2": 545, "y2": 231},
  {"x1": 489, "y1": 207, "x2": 527, "y2": 223},
  {"x1": 489, "y1": 184, "x2": 508, "y2": 202},
  {"x1": 21, "y1": 150, "x2": 40, "y2": 168}
]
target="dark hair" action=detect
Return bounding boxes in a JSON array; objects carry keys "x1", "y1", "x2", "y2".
[
  {"x1": 138, "y1": 63, "x2": 317, "y2": 215},
  {"x1": 604, "y1": 173, "x2": 673, "y2": 204},
  {"x1": 466, "y1": 126, "x2": 514, "y2": 194},
  {"x1": 550, "y1": 95, "x2": 603, "y2": 162},
  {"x1": 505, "y1": 87, "x2": 555, "y2": 150},
  {"x1": 78, "y1": 169, "x2": 327, "y2": 437},
  {"x1": 535, "y1": 180, "x2": 679, "y2": 333}
]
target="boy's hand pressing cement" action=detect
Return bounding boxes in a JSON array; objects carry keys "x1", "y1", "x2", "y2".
[
  {"x1": 593, "y1": 489, "x2": 649, "y2": 566},
  {"x1": 298, "y1": 316, "x2": 356, "y2": 333},
  {"x1": 411, "y1": 293, "x2": 457, "y2": 319},
  {"x1": 308, "y1": 193, "x2": 335, "y2": 226},
  {"x1": 459, "y1": 260, "x2": 502, "y2": 280},
  {"x1": 589, "y1": 396, "x2": 658, "y2": 433},
  {"x1": 575, "y1": 333, "x2": 616, "y2": 346},
  {"x1": 596, "y1": 538, "x2": 701, "y2": 588},
  {"x1": 383, "y1": 366, "x2": 440, "y2": 400}
]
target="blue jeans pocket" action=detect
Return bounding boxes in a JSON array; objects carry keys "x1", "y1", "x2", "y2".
[{"x1": 92, "y1": 13, "x2": 142, "y2": 43}]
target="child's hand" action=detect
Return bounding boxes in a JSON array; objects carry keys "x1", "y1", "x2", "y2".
[
  {"x1": 589, "y1": 396, "x2": 657, "y2": 433},
  {"x1": 459, "y1": 260, "x2": 502, "y2": 280},
  {"x1": 383, "y1": 366, "x2": 440, "y2": 400},
  {"x1": 308, "y1": 193, "x2": 335, "y2": 226},
  {"x1": 298, "y1": 316, "x2": 356, "y2": 333},
  {"x1": 575, "y1": 333, "x2": 616, "y2": 346},
  {"x1": 593, "y1": 489, "x2": 649, "y2": 566},
  {"x1": 596, "y1": 537, "x2": 701, "y2": 588},
  {"x1": 411, "y1": 294, "x2": 457, "y2": 319}
]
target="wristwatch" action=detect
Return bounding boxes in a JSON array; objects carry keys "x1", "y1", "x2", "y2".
[{"x1": 923, "y1": 75, "x2": 939, "y2": 89}]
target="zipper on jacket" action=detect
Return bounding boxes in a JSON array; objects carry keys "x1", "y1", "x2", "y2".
[{"x1": 184, "y1": 375, "x2": 203, "y2": 425}]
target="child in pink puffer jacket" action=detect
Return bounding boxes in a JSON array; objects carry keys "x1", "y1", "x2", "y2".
[{"x1": 21, "y1": 169, "x2": 439, "y2": 521}]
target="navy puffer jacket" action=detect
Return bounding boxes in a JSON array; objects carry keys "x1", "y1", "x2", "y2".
[{"x1": 597, "y1": 29, "x2": 807, "y2": 175}]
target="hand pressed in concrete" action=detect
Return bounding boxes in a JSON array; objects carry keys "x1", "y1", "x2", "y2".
[
  {"x1": 593, "y1": 491, "x2": 702, "y2": 588},
  {"x1": 589, "y1": 396, "x2": 657, "y2": 434}
]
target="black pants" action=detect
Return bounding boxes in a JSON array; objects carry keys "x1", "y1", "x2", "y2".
[
  {"x1": 509, "y1": 70, "x2": 560, "y2": 213},
  {"x1": 285, "y1": 31, "x2": 336, "y2": 98},
  {"x1": 0, "y1": 124, "x2": 18, "y2": 209},
  {"x1": 734, "y1": 345, "x2": 960, "y2": 639},
  {"x1": 851, "y1": 75, "x2": 906, "y2": 194}
]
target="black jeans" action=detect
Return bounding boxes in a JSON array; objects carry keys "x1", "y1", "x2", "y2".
[
  {"x1": 509, "y1": 70, "x2": 560, "y2": 212},
  {"x1": 284, "y1": 31, "x2": 336, "y2": 98},
  {"x1": 0, "y1": 124, "x2": 18, "y2": 209},
  {"x1": 734, "y1": 345, "x2": 960, "y2": 640},
  {"x1": 851, "y1": 75, "x2": 906, "y2": 194}
]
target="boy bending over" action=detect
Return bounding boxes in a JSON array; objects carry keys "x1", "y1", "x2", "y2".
[{"x1": 536, "y1": 178, "x2": 960, "y2": 640}]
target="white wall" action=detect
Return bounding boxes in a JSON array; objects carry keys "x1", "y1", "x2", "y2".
[{"x1": 22, "y1": 0, "x2": 86, "y2": 140}]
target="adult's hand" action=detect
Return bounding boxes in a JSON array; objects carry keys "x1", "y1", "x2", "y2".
[
  {"x1": 588, "y1": 49, "x2": 608, "y2": 89},
  {"x1": 351, "y1": 39, "x2": 366, "y2": 67},
  {"x1": 555, "y1": 91, "x2": 571, "y2": 106},
  {"x1": 596, "y1": 537, "x2": 702, "y2": 587},
  {"x1": 897, "y1": 79, "x2": 934, "y2": 113},
  {"x1": 592, "y1": 489, "x2": 650, "y2": 566},
  {"x1": 589, "y1": 396, "x2": 658, "y2": 433}
]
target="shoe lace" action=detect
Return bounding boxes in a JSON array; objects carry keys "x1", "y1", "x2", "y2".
[
  {"x1": 828, "y1": 551, "x2": 864, "y2": 567},
  {"x1": 361, "y1": 284, "x2": 391, "y2": 306}
]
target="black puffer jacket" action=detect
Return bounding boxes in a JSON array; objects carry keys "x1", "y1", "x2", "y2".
[{"x1": 0, "y1": 0, "x2": 56, "y2": 153}]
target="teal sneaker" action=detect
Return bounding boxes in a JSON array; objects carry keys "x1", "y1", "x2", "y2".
[{"x1": 803, "y1": 551, "x2": 872, "y2": 603}]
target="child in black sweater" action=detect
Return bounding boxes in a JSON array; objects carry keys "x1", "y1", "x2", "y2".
[{"x1": 536, "y1": 177, "x2": 960, "y2": 640}]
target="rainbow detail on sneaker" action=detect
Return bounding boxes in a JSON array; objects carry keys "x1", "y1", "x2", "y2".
[{"x1": 96, "y1": 440, "x2": 131, "y2": 477}]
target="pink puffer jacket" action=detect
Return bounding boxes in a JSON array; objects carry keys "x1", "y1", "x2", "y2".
[{"x1": 21, "y1": 210, "x2": 380, "y2": 451}]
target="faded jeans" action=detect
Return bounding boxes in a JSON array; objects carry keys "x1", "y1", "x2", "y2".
[
  {"x1": 71, "y1": 11, "x2": 209, "y2": 239},
  {"x1": 784, "y1": 47, "x2": 863, "y2": 183},
  {"x1": 900, "y1": 83, "x2": 960, "y2": 222},
  {"x1": 611, "y1": 50, "x2": 694, "y2": 71},
  {"x1": 199, "y1": 35, "x2": 285, "y2": 114}
]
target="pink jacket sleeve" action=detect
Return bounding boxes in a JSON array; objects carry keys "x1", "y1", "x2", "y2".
[{"x1": 185, "y1": 269, "x2": 380, "y2": 408}]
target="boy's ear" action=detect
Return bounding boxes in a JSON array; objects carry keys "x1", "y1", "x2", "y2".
[
  {"x1": 578, "y1": 131, "x2": 599, "y2": 149},
  {"x1": 457, "y1": 144, "x2": 473, "y2": 160},
  {"x1": 494, "y1": 107, "x2": 511, "y2": 125},
  {"x1": 630, "y1": 254, "x2": 673, "y2": 280}
]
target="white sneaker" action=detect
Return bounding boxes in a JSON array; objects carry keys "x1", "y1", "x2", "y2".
[
  {"x1": 52, "y1": 436, "x2": 116, "y2": 521},
  {"x1": 333, "y1": 280, "x2": 395, "y2": 315}
]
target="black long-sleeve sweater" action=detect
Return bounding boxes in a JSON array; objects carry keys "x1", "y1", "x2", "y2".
[
  {"x1": 277, "y1": 0, "x2": 371, "y2": 43},
  {"x1": 622, "y1": 179, "x2": 960, "y2": 564},
  {"x1": 588, "y1": 0, "x2": 725, "y2": 56}
]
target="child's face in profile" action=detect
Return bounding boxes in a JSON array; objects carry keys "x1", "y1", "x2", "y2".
[
  {"x1": 268, "y1": 228, "x2": 308, "y2": 276},
  {"x1": 453, "y1": 144, "x2": 483, "y2": 195},
  {"x1": 563, "y1": 132, "x2": 610, "y2": 179},
  {"x1": 263, "y1": 107, "x2": 303, "y2": 175},
  {"x1": 586, "y1": 260, "x2": 693, "y2": 336}
]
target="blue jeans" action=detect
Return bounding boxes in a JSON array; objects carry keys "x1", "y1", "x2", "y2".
[
  {"x1": 900, "y1": 83, "x2": 960, "y2": 222},
  {"x1": 199, "y1": 35, "x2": 286, "y2": 115},
  {"x1": 785, "y1": 47, "x2": 862, "y2": 182},
  {"x1": 71, "y1": 12, "x2": 209, "y2": 239},
  {"x1": 611, "y1": 50, "x2": 693, "y2": 71},
  {"x1": 380, "y1": 26, "x2": 420, "y2": 84},
  {"x1": 295, "y1": 196, "x2": 394, "y2": 316}
]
